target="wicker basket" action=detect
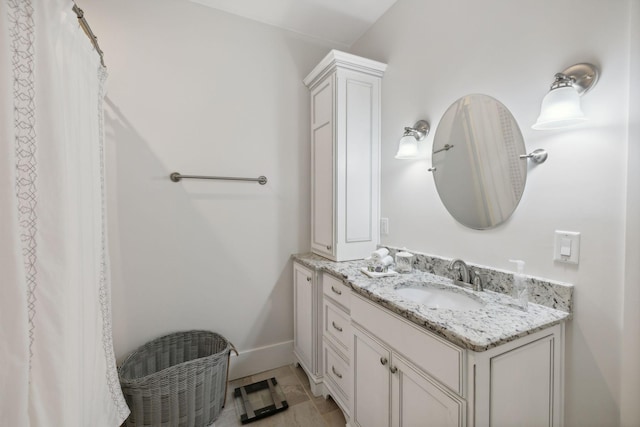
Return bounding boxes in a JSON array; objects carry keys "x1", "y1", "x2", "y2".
[{"x1": 118, "y1": 330, "x2": 236, "y2": 427}]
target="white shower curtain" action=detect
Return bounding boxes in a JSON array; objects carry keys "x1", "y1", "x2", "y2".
[{"x1": 0, "y1": 0, "x2": 129, "y2": 426}]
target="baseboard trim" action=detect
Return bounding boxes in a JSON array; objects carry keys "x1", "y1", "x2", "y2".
[{"x1": 228, "y1": 340, "x2": 294, "y2": 380}]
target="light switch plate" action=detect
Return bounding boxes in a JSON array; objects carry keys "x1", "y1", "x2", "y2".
[
  {"x1": 380, "y1": 218, "x2": 389, "y2": 235},
  {"x1": 554, "y1": 230, "x2": 580, "y2": 264}
]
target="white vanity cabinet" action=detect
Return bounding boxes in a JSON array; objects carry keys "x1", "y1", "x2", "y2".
[
  {"x1": 293, "y1": 261, "x2": 324, "y2": 395},
  {"x1": 303, "y1": 50, "x2": 386, "y2": 261},
  {"x1": 350, "y1": 293, "x2": 564, "y2": 427},
  {"x1": 292, "y1": 256, "x2": 565, "y2": 426}
]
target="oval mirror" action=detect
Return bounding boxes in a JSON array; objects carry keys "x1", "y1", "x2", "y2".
[{"x1": 432, "y1": 94, "x2": 527, "y2": 229}]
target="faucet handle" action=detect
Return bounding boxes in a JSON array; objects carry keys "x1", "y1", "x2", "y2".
[{"x1": 471, "y1": 270, "x2": 484, "y2": 292}]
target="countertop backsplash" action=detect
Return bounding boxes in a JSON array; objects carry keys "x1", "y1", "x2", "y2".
[{"x1": 383, "y1": 246, "x2": 574, "y2": 313}]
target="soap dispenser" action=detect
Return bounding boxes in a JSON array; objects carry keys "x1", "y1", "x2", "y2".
[{"x1": 509, "y1": 259, "x2": 528, "y2": 311}]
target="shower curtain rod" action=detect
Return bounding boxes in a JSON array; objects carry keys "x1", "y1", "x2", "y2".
[{"x1": 72, "y1": 3, "x2": 105, "y2": 68}]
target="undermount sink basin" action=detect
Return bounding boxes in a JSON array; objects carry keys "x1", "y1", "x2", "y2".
[{"x1": 394, "y1": 285, "x2": 484, "y2": 311}]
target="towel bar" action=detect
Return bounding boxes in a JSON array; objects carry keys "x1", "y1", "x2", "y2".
[{"x1": 170, "y1": 172, "x2": 267, "y2": 185}]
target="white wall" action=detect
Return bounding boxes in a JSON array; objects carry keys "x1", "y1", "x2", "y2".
[
  {"x1": 81, "y1": 0, "x2": 334, "y2": 378},
  {"x1": 350, "y1": 0, "x2": 632, "y2": 425},
  {"x1": 622, "y1": 1, "x2": 640, "y2": 425}
]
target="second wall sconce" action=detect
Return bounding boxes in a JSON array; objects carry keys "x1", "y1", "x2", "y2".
[
  {"x1": 395, "y1": 120, "x2": 430, "y2": 159},
  {"x1": 532, "y1": 62, "x2": 599, "y2": 130}
]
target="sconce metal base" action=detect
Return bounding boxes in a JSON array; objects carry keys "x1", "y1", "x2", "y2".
[
  {"x1": 520, "y1": 148, "x2": 548, "y2": 164},
  {"x1": 408, "y1": 120, "x2": 430, "y2": 141},
  {"x1": 560, "y1": 63, "x2": 599, "y2": 96}
]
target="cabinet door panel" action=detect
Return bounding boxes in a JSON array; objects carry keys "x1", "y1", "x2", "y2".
[
  {"x1": 393, "y1": 357, "x2": 464, "y2": 427},
  {"x1": 311, "y1": 78, "x2": 334, "y2": 257},
  {"x1": 311, "y1": 121, "x2": 334, "y2": 255},
  {"x1": 353, "y1": 328, "x2": 391, "y2": 427},
  {"x1": 293, "y1": 263, "x2": 314, "y2": 371},
  {"x1": 489, "y1": 336, "x2": 554, "y2": 427},
  {"x1": 344, "y1": 78, "x2": 374, "y2": 243}
]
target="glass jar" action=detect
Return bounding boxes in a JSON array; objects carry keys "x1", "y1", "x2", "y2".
[{"x1": 395, "y1": 251, "x2": 414, "y2": 273}]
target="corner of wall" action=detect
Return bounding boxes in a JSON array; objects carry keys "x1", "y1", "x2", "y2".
[{"x1": 621, "y1": 1, "x2": 640, "y2": 425}]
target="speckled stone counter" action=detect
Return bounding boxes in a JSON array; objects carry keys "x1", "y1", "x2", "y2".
[{"x1": 292, "y1": 252, "x2": 572, "y2": 352}]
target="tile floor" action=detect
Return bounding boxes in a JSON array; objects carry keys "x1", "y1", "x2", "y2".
[{"x1": 213, "y1": 365, "x2": 347, "y2": 427}]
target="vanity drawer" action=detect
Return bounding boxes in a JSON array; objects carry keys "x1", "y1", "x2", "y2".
[
  {"x1": 324, "y1": 300, "x2": 351, "y2": 355},
  {"x1": 323, "y1": 273, "x2": 350, "y2": 311},
  {"x1": 324, "y1": 341, "x2": 351, "y2": 403},
  {"x1": 351, "y1": 293, "x2": 464, "y2": 394}
]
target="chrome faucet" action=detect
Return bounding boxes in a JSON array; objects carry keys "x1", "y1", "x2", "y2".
[
  {"x1": 448, "y1": 259, "x2": 470, "y2": 283},
  {"x1": 448, "y1": 259, "x2": 484, "y2": 292}
]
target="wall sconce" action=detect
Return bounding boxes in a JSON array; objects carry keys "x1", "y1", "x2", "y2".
[
  {"x1": 395, "y1": 120, "x2": 430, "y2": 159},
  {"x1": 532, "y1": 63, "x2": 599, "y2": 130}
]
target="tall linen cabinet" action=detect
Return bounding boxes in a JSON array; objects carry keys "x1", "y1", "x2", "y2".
[{"x1": 303, "y1": 50, "x2": 387, "y2": 261}]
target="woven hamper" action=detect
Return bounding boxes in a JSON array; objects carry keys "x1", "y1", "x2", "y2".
[{"x1": 118, "y1": 330, "x2": 237, "y2": 427}]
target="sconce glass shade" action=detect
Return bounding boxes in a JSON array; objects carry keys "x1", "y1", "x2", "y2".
[
  {"x1": 532, "y1": 63, "x2": 599, "y2": 130},
  {"x1": 532, "y1": 86, "x2": 587, "y2": 130},
  {"x1": 395, "y1": 135, "x2": 420, "y2": 159}
]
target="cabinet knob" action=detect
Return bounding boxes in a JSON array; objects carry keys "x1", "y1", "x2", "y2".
[
  {"x1": 326, "y1": 245, "x2": 332, "y2": 250},
  {"x1": 390, "y1": 366, "x2": 398, "y2": 374},
  {"x1": 380, "y1": 357, "x2": 388, "y2": 366},
  {"x1": 306, "y1": 276, "x2": 312, "y2": 282}
]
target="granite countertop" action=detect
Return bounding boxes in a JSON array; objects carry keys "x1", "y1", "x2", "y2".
[{"x1": 293, "y1": 253, "x2": 571, "y2": 352}]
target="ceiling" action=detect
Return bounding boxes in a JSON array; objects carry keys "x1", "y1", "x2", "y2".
[{"x1": 189, "y1": 0, "x2": 398, "y2": 47}]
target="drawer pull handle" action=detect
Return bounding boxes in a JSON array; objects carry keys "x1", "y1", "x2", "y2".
[
  {"x1": 332, "y1": 366, "x2": 343, "y2": 379},
  {"x1": 380, "y1": 357, "x2": 388, "y2": 366},
  {"x1": 332, "y1": 321, "x2": 343, "y2": 332},
  {"x1": 331, "y1": 286, "x2": 342, "y2": 295},
  {"x1": 306, "y1": 276, "x2": 312, "y2": 282},
  {"x1": 390, "y1": 366, "x2": 398, "y2": 374},
  {"x1": 326, "y1": 245, "x2": 332, "y2": 250}
]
